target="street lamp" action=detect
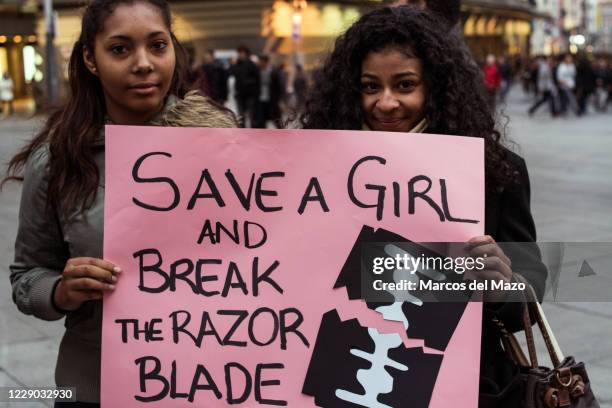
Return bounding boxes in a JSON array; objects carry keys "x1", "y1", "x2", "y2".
[
  {"x1": 291, "y1": 0, "x2": 307, "y2": 69},
  {"x1": 569, "y1": 33, "x2": 586, "y2": 54},
  {"x1": 569, "y1": 34, "x2": 586, "y2": 45},
  {"x1": 292, "y1": 0, "x2": 307, "y2": 42}
]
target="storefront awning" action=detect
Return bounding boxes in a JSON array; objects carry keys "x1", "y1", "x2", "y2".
[{"x1": 462, "y1": 0, "x2": 547, "y2": 21}]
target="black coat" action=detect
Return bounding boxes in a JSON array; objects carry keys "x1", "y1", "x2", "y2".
[
  {"x1": 231, "y1": 58, "x2": 260, "y2": 99},
  {"x1": 202, "y1": 61, "x2": 228, "y2": 103},
  {"x1": 480, "y1": 150, "x2": 548, "y2": 403}
]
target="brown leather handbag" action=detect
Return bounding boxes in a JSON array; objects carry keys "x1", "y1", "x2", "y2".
[{"x1": 490, "y1": 276, "x2": 600, "y2": 408}]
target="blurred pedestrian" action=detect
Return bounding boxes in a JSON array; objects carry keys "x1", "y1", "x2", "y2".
[
  {"x1": 0, "y1": 72, "x2": 15, "y2": 118},
  {"x1": 227, "y1": 56, "x2": 237, "y2": 112},
  {"x1": 293, "y1": 64, "x2": 308, "y2": 112},
  {"x1": 556, "y1": 54, "x2": 578, "y2": 116},
  {"x1": 2, "y1": 1, "x2": 236, "y2": 406},
  {"x1": 186, "y1": 50, "x2": 208, "y2": 97},
  {"x1": 269, "y1": 60, "x2": 286, "y2": 128},
  {"x1": 526, "y1": 56, "x2": 540, "y2": 97},
  {"x1": 528, "y1": 56, "x2": 558, "y2": 117},
  {"x1": 202, "y1": 49, "x2": 228, "y2": 105},
  {"x1": 498, "y1": 55, "x2": 513, "y2": 103},
  {"x1": 230, "y1": 46, "x2": 260, "y2": 127},
  {"x1": 254, "y1": 55, "x2": 284, "y2": 128},
  {"x1": 575, "y1": 55, "x2": 596, "y2": 116},
  {"x1": 254, "y1": 54, "x2": 270, "y2": 129},
  {"x1": 483, "y1": 54, "x2": 501, "y2": 110},
  {"x1": 276, "y1": 61, "x2": 288, "y2": 110},
  {"x1": 594, "y1": 58, "x2": 610, "y2": 112}
]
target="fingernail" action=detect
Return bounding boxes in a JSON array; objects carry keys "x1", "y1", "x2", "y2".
[
  {"x1": 113, "y1": 266, "x2": 122, "y2": 273},
  {"x1": 111, "y1": 275, "x2": 117, "y2": 283},
  {"x1": 107, "y1": 284, "x2": 116, "y2": 290}
]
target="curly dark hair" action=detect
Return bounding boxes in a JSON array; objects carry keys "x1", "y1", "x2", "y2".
[{"x1": 300, "y1": 5, "x2": 514, "y2": 188}]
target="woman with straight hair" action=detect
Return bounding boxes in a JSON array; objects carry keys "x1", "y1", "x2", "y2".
[
  {"x1": 4, "y1": 0, "x2": 236, "y2": 406},
  {"x1": 300, "y1": 5, "x2": 547, "y2": 406}
]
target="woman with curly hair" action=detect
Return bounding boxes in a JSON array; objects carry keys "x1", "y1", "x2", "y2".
[{"x1": 300, "y1": 5, "x2": 547, "y2": 406}]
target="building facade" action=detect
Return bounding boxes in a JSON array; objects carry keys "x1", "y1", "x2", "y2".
[
  {"x1": 460, "y1": 0, "x2": 538, "y2": 60},
  {"x1": 530, "y1": 0, "x2": 612, "y2": 56},
  {"x1": 531, "y1": 0, "x2": 563, "y2": 55},
  {"x1": 0, "y1": 0, "x2": 41, "y2": 99},
  {"x1": 42, "y1": 0, "x2": 539, "y2": 65},
  {"x1": 3, "y1": 0, "x2": 547, "y2": 103},
  {"x1": 593, "y1": 0, "x2": 612, "y2": 53},
  {"x1": 43, "y1": 0, "x2": 384, "y2": 71}
]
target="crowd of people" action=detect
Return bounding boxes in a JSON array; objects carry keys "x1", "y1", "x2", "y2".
[
  {"x1": 185, "y1": 46, "x2": 309, "y2": 128},
  {"x1": 480, "y1": 52, "x2": 612, "y2": 117},
  {"x1": 186, "y1": 46, "x2": 612, "y2": 128},
  {"x1": 525, "y1": 54, "x2": 611, "y2": 117}
]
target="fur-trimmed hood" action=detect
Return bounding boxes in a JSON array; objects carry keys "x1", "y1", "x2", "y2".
[
  {"x1": 151, "y1": 91, "x2": 237, "y2": 128},
  {"x1": 94, "y1": 91, "x2": 237, "y2": 146}
]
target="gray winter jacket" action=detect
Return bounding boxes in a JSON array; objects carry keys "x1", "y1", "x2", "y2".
[{"x1": 9, "y1": 93, "x2": 237, "y2": 403}]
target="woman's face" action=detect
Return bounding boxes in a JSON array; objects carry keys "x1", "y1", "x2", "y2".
[
  {"x1": 361, "y1": 46, "x2": 426, "y2": 132},
  {"x1": 84, "y1": 2, "x2": 176, "y2": 124}
]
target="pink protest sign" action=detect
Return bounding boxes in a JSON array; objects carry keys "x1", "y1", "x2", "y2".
[{"x1": 102, "y1": 127, "x2": 484, "y2": 407}]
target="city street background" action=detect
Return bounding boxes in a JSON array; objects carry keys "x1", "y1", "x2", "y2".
[{"x1": 0, "y1": 87, "x2": 611, "y2": 407}]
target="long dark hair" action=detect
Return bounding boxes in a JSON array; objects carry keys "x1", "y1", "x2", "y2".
[
  {"x1": 2, "y1": 0, "x2": 189, "y2": 216},
  {"x1": 300, "y1": 5, "x2": 514, "y2": 188}
]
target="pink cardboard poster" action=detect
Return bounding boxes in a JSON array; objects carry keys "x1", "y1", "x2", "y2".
[{"x1": 102, "y1": 127, "x2": 484, "y2": 407}]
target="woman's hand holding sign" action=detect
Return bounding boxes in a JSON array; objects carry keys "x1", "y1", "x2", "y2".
[
  {"x1": 465, "y1": 235, "x2": 513, "y2": 302},
  {"x1": 53, "y1": 257, "x2": 122, "y2": 311}
]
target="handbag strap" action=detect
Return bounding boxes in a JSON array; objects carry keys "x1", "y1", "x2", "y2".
[
  {"x1": 492, "y1": 317, "x2": 530, "y2": 367},
  {"x1": 535, "y1": 300, "x2": 565, "y2": 362},
  {"x1": 492, "y1": 274, "x2": 565, "y2": 370},
  {"x1": 523, "y1": 283, "x2": 563, "y2": 368},
  {"x1": 515, "y1": 274, "x2": 563, "y2": 369},
  {"x1": 521, "y1": 291, "x2": 539, "y2": 368},
  {"x1": 491, "y1": 274, "x2": 538, "y2": 368}
]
